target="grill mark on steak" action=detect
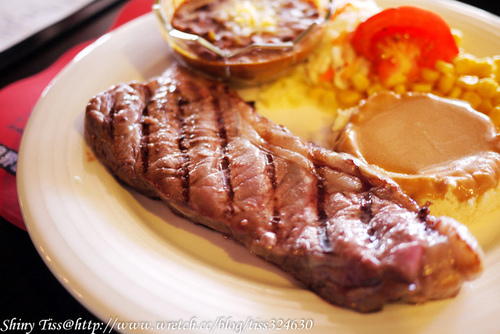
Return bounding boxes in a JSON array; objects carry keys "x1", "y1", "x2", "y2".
[
  {"x1": 265, "y1": 152, "x2": 281, "y2": 230},
  {"x1": 140, "y1": 102, "x2": 151, "y2": 175},
  {"x1": 315, "y1": 168, "x2": 328, "y2": 222},
  {"x1": 106, "y1": 94, "x2": 116, "y2": 138},
  {"x1": 212, "y1": 87, "x2": 235, "y2": 216},
  {"x1": 84, "y1": 64, "x2": 484, "y2": 313},
  {"x1": 360, "y1": 192, "x2": 374, "y2": 225},
  {"x1": 220, "y1": 155, "x2": 234, "y2": 215},
  {"x1": 176, "y1": 96, "x2": 191, "y2": 204},
  {"x1": 315, "y1": 166, "x2": 333, "y2": 253},
  {"x1": 418, "y1": 205, "x2": 431, "y2": 222}
]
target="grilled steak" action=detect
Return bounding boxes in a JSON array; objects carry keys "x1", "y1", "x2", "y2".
[{"x1": 85, "y1": 64, "x2": 483, "y2": 312}]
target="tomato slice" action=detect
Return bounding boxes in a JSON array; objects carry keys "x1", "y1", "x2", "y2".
[{"x1": 351, "y1": 6, "x2": 459, "y2": 85}]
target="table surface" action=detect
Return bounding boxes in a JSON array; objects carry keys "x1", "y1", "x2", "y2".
[{"x1": 1, "y1": 0, "x2": 499, "y2": 331}]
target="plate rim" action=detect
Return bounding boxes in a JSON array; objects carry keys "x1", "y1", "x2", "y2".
[{"x1": 17, "y1": 1, "x2": 500, "y2": 332}]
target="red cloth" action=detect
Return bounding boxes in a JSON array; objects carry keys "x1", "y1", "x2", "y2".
[{"x1": 0, "y1": 0, "x2": 152, "y2": 230}]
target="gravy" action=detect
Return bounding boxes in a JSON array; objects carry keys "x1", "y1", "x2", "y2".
[{"x1": 335, "y1": 92, "x2": 500, "y2": 202}]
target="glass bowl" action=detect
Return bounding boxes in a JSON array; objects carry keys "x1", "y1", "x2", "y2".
[{"x1": 153, "y1": 0, "x2": 334, "y2": 85}]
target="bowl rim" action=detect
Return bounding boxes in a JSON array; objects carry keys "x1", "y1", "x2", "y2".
[{"x1": 153, "y1": 0, "x2": 335, "y2": 59}]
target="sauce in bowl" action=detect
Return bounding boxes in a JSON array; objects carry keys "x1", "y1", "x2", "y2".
[{"x1": 334, "y1": 92, "x2": 500, "y2": 203}]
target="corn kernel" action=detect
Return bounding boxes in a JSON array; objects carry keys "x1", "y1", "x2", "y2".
[
  {"x1": 435, "y1": 60, "x2": 455, "y2": 75},
  {"x1": 493, "y1": 55, "x2": 500, "y2": 70},
  {"x1": 476, "y1": 58, "x2": 495, "y2": 77},
  {"x1": 492, "y1": 87, "x2": 500, "y2": 106},
  {"x1": 476, "y1": 78, "x2": 498, "y2": 98},
  {"x1": 448, "y1": 87, "x2": 462, "y2": 99},
  {"x1": 338, "y1": 90, "x2": 363, "y2": 107},
  {"x1": 421, "y1": 68, "x2": 440, "y2": 83},
  {"x1": 451, "y1": 29, "x2": 463, "y2": 46},
  {"x1": 461, "y1": 91, "x2": 482, "y2": 109},
  {"x1": 493, "y1": 55, "x2": 500, "y2": 68},
  {"x1": 367, "y1": 83, "x2": 384, "y2": 96},
  {"x1": 455, "y1": 54, "x2": 494, "y2": 77},
  {"x1": 411, "y1": 82, "x2": 433, "y2": 93},
  {"x1": 437, "y1": 73, "x2": 455, "y2": 95},
  {"x1": 393, "y1": 83, "x2": 406, "y2": 95},
  {"x1": 477, "y1": 99, "x2": 493, "y2": 114},
  {"x1": 383, "y1": 73, "x2": 407, "y2": 88},
  {"x1": 456, "y1": 75, "x2": 479, "y2": 90},
  {"x1": 488, "y1": 105, "x2": 500, "y2": 129},
  {"x1": 351, "y1": 72, "x2": 370, "y2": 91},
  {"x1": 494, "y1": 55, "x2": 500, "y2": 82},
  {"x1": 455, "y1": 54, "x2": 478, "y2": 75}
]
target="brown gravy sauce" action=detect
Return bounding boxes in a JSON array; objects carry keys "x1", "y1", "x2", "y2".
[{"x1": 335, "y1": 92, "x2": 500, "y2": 202}]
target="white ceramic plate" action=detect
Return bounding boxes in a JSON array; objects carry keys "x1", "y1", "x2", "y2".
[{"x1": 17, "y1": 1, "x2": 500, "y2": 333}]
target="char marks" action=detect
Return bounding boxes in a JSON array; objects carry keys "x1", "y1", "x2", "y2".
[
  {"x1": 176, "y1": 96, "x2": 191, "y2": 204},
  {"x1": 212, "y1": 86, "x2": 235, "y2": 215},
  {"x1": 265, "y1": 153, "x2": 281, "y2": 229},
  {"x1": 360, "y1": 192, "x2": 373, "y2": 224},
  {"x1": 140, "y1": 96, "x2": 151, "y2": 175},
  {"x1": 315, "y1": 166, "x2": 333, "y2": 253},
  {"x1": 106, "y1": 93, "x2": 117, "y2": 140}
]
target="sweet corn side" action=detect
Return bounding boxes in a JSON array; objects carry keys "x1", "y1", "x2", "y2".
[{"x1": 329, "y1": 51, "x2": 500, "y2": 128}]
